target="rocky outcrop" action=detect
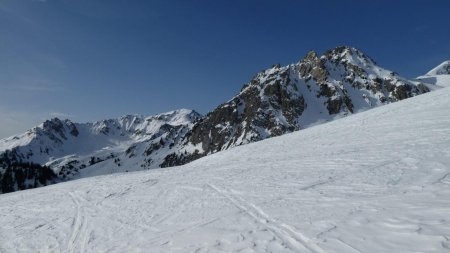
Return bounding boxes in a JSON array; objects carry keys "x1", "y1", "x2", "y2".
[
  {"x1": 163, "y1": 46, "x2": 430, "y2": 165},
  {"x1": 186, "y1": 64, "x2": 306, "y2": 157}
]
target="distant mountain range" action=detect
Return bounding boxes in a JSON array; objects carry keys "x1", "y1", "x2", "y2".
[{"x1": 1, "y1": 46, "x2": 446, "y2": 193}]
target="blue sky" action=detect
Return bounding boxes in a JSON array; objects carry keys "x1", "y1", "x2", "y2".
[{"x1": 0, "y1": 0, "x2": 449, "y2": 138}]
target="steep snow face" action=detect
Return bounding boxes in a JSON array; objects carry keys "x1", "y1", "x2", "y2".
[
  {"x1": 0, "y1": 109, "x2": 202, "y2": 179},
  {"x1": 1, "y1": 85, "x2": 449, "y2": 252},
  {"x1": 425, "y1": 60, "x2": 450, "y2": 75},
  {"x1": 417, "y1": 61, "x2": 450, "y2": 87},
  {"x1": 163, "y1": 46, "x2": 429, "y2": 166}
]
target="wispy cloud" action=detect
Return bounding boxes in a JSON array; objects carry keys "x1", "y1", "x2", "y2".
[
  {"x1": 49, "y1": 111, "x2": 71, "y2": 119},
  {"x1": 2, "y1": 76, "x2": 67, "y2": 93},
  {"x1": 13, "y1": 83, "x2": 66, "y2": 92}
]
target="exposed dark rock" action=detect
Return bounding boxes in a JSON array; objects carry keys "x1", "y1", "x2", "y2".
[
  {"x1": 326, "y1": 97, "x2": 342, "y2": 115},
  {"x1": 160, "y1": 150, "x2": 204, "y2": 168},
  {"x1": 42, "y1": 118, "x2": 67, "y2": 143},
  {"x1": 392, "y1": 84, "x2": 412, "y2": 100},
  {"x1": 298, "y1": 51, "x2": 328, "y2": 83},
  {"x1": 161, "y1": 46, "x2": 429, "y2": 167},
  {"x1": 65, "y1": 120, "x2": 79, "y2": 137},
  {"x1": 417, "y1": 83, "x2": 430, "y2": 93},
  {"x1": 319, "y1": 84, "x2": 336, "y2": 97}
]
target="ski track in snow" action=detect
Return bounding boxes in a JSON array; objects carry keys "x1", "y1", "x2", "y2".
[
  {"x1": 67, "y1": 192, "x2": 92, "y2": 253},
  {"x1": 1, "y1": 87, "x2": 450, "y2": 252},
  {"x1": 206, "y1": 183, "x2": 326, "y2": 253}
]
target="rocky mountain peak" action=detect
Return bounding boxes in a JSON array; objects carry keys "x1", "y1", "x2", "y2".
[
  {"x1": 162, "y1": 46, "x2": 430, "y2": 167},
  {"x1": 271, "y1": 63, "x2": 281, "y2": 69},
  {"x1": 119, "y1": 114, "x2": 144, "y2": 124},
  {"x1": 298, "y1": 50, "x2": 327, "y2": 83},
  {"x1": 64, "y1": 119, "x2": 79, "y2": 137},
  {"x1": 41, "y1": 118, "x2": 64, "y2": 131},
  {"x1": 38, "y1": 118, "x2": 79, "y2": 138},
  {"x1": 39, "y1": 118, "x2": 70, "y2": 142},
  {"x1": 151, "y1": 109, "x2": 202, "y2": 125},
  {"x1": 324, "y1": 46, "x2": 375, "y2": 63},
  {"x1": 304, "y1": 50, "x2": 319, "y2": 60}
]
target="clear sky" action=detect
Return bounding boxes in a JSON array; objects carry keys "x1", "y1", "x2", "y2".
[{"x1": 1, "y1": 0, "x2": 449, "y2": 138}]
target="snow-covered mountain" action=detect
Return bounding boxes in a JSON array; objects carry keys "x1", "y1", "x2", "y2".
[
  {"x1": 424, "y1": 60, "x2": 450, "y2": 75},
  {"x1": 163, "y1": 46, "x2": 430, "y2": 166},
  {"x1": 417, "y1": 60, "x2": 450, "y2": 87},
  {"x1": 1, "y1": 82, "x2": 449, "y2": 252},
  {"x1": 0, "y1": 109, "x2": 201, "y2": 191},
  {"x1": 0, "y1": 46, "x2": 433, "y2": 193}
]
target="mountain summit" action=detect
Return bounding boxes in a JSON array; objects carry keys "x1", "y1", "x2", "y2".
[
  {"x1": 425, "y1": 61, "x2": 450, "y2": 75},
  {"x1": 162, "y1": 46, "x2": 430, "y2": 166},
  {"x1": 0, "y1": 46, "x2": 433, "y2": 193}
]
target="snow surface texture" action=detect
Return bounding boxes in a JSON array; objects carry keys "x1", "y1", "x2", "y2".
[
  {"x1": 1, "y1": 86, "x2": 450, "y2": 252},
  {"x1": 417, "y1": 61, "x2": 450, "y2": 87}
]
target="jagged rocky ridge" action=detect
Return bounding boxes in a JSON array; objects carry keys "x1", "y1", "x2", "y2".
[
  {"x1": 162, "y1": 46, "x2": 430, "y2": 166},
  {"x1": 0, "y1": 109, "x2": 202, "y2": 192},
  {"x1": 0, "y1": 46, "x2": 433, "y2": 193}
]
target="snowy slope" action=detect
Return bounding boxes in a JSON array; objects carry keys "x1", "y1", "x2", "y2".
[
  {"x1": 1, "y1": 86, "x2": 449, "y2": 252},
  {"x1": 417, "y1": 61, "x2": 450, "y2": 87}
]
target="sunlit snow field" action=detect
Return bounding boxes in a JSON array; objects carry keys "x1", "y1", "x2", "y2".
[{"x1": 1, "y1": 87, "x2": 450, "y2": 252}]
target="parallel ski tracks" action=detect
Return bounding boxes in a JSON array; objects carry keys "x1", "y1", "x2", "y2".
[
  {"x1": 66, "y1": 192, "x2": 91, "y2": 253},
  {"x1": 206, "y1": 183, "x2": 326, "y2": 253}
]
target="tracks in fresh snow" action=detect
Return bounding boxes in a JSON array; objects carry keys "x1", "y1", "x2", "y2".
[
  {"x1": 207, "y1": 184, "x2": 326, "y2": 253},
  {"x1": 67, "y1": 192, "x2": 91, "y2": 253}
]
